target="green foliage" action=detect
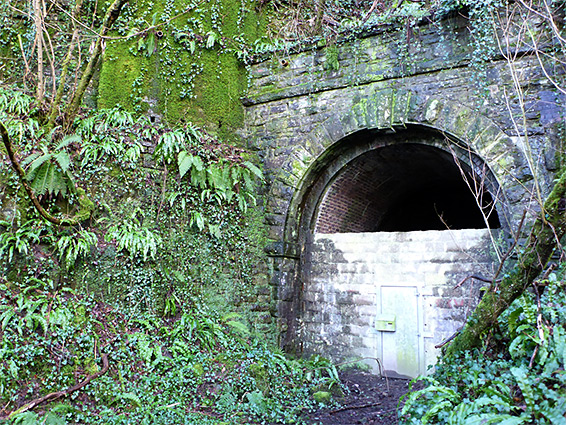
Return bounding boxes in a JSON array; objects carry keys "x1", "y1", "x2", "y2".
[
  {"x1": 400, "y1": 271, "x2": 566, "y2": 424},
  {"x1": 0, "y1": 89, "x2": 40, "y2": 152},
  {"x1": 323, "y1": 45, "x2": 340, "y2": 71},
  {"x1": 0, "y1": 278, "x2": 341, "y2": 424},
  {"x1": 0, "y1": 219, "x2": 49, "y2": 263},
  {"x1": 77, "y1": 107, "x2": 151, "y2": 168},
  {"x1": 55, "y1": 229, "x2": 98, "y2": 270},
  {"x1": 104, "y1": 210, "x2": 162, "y2": 262},
  {"x1": 153, "y1": 117, "x2": 263, "y2": 216},
  {"x1": 9, "y1": 411, "x2": 66, "y2": 425},
  {"x1": 98, "y1": 0, "x2": 266, "y2": 133},
  {"x1": 22, "y1": 133, "x2": 80, "y2": 198},
  {"x1": 304, "y1": 354, "x2": 341, "y2": 390}
]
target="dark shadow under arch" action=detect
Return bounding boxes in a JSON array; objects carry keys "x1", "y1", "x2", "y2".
[{"x1": 315, "y1": 143, "x2": 501, "y2": 233}]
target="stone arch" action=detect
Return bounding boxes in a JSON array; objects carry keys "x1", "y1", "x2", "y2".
[
  {"x1": 273, "y1": 91, "x2": 525, "y2": 257},
  {"x1": 270, "y1": 90, "x2": 528, "y2": 360}
]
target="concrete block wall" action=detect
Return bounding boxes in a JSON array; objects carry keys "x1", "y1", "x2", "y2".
[{"x1": 302, "y1": 229, "x2": 495, "y2": 377}]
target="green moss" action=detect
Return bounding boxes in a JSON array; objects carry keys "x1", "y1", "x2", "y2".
[
  {"x1": 312, "y1": 391, "x2": 331, "y2": 404},
  {"x1": 323, "y1": 45, "x2": 339, "y2": 71},
  {"x1": 98, "y1": 40, "x2": 149, "y2": 111},
  {"x1": 97, "y1": 0, "x2": 269, "y2": 137}
]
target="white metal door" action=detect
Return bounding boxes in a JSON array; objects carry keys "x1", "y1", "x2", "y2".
[{"x1": 379, "y1": 286, "x2": 420, "y2": 378}]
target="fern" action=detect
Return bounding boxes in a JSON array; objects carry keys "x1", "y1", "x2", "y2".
[
  {"x1": 22, "y1": 134, "x2": 79, "y2": 197},
  {"x1": 0, "y1": 220, "x2": 44, "y2": 262},
  {"x1": 56, "y1": 230, "x2": 98, "y2": 270},
  {"x1": 154, "y1": 129, "x2": 191, "y2": 164},
  {"x1": 105, "y1": 215, "x2": 162, "y2": 261}
]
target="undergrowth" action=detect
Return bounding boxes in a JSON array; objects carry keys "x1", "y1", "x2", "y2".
[
  {"x1": 400, "y1": 268, "x2": 566, "y2": 424},
  {"x1": 0, "y1": 86, "x2": 271, "y2": 331},
  {"x1": 0, "y1": 277, "x2": 341, "y2": 424},
  {"x1": 0, "y1": 84, "x2": 342, "y2": 424}
]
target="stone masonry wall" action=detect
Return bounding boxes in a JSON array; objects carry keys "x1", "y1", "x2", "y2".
[
  {"x1": 243, "y1": 16, "x2": 563, "y2": 246},
  {"x1": 303, "y1": 229, "x2": 495, "y2": 377},
  {"x1": 241, "y1": 14, "x2": 564, "y2": 360}
]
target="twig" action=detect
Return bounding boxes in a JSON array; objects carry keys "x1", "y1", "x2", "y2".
[
  {"x1": 454, "y1": 274, "x2": 501, "y2": 289},
  {"x1": 491, "y1": 210, "x2": 527, "y2": 289},
  {"x1": 52, "y1": 0, "x2": 205, "y2": 41},
  {"x1": 529, "y1": 345, "x2": 539, "y2": 368},
  {"x1": 330, "y1": 401, "x2": 382, "y2": 414},
  {"x1": 17, "y1": 35, "x2": 31, "y2": 82},
  {"x1": 334, "y1": 357, "x2": 389, "y2": 392},
  {"x1": 363, "y1": 0, "x2": 383, "y2": 23},
  {"x1": 8, "y1": 353, "x2": 109, "y2": 418},
  {"x1": 435, "y1": 329, "x2": 461, "y2": 349}
]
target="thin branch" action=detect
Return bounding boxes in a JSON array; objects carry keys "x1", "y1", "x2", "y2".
[
  {"x1": 33, "y1": 0, "x2": 45, "y2": 104},
  {"x1": 454, "y1": 274, "x2": 501, "y2": 289},
  {"x1": 8, "y1": 353, "x2": 109, "y2": 418},
  {"x1": 64, "y1": 0, "x2": 129, "y2": 123},
  {"x1": 330, "y1": 401, "x2": 382, "y2": 414},
  {"x1": 47, "y1": 0, "x2": 84, "y2": 128},
  {"x1": 52, "y1": 0, "x2": 204, "y2": 41},
  {"x1": 362, "y1": 0, "x2": 382, "y2": 23}
]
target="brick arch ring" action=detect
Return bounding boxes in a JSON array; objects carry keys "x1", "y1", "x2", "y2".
[{"x1": 268, "y1": 90, "x2": 528, "y2": 259}]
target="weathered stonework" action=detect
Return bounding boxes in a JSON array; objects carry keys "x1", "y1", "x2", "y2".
[
  {"x1": 304, "y1": 229, "x2": 494, "y2": 377},
  {"x1": 242, "y1": 14, "x2": 564, "y2": 373}
]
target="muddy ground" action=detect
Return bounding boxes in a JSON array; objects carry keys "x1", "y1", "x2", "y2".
[{"x1": 305, "y1": 370, "x2": 419, "y2": 425}]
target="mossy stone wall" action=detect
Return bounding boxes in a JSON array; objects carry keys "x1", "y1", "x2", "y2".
[
  {"x1": 97, "y1": 0, "x2": 267, "y2": 140},
  {"x1": 241, "y1": 14, "x2": 564, "y2": 352}
]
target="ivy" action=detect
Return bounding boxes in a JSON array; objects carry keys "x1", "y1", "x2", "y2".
[
  {"x1": 0, "y1": 279, "x2": 341, "y2": 423},
  {"x1": 400, "y1": 270, "x2": 566, "y2": 424}
]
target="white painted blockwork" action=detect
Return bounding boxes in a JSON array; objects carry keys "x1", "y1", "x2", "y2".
[{"x1": 302, "y1": 229, "x2": 495, "y2": 378}]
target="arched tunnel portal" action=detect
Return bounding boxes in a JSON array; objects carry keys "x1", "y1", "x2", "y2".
[{"x1": 287, "y1": 126, "x2": 505, "y2": 377}]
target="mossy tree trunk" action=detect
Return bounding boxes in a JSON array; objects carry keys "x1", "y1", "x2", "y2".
[
  {"x1": 444, "y1": 168, "x2": 566, "y2": 356},
  {"x1": 47, "y1": 0, "x2": 84, "y2": 129},
  {"x1": 64, "y1": 0, "x2": 128, "y2": 125}
]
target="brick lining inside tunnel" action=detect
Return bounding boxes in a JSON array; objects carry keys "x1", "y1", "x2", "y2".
[{"x1": 315, "y1": 143, "x2": 501, "y2": 233}]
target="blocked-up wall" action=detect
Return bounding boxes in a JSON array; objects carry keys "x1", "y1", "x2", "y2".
[{"x1": 303, "y1": 229, "x2": 494, "y2": 377}]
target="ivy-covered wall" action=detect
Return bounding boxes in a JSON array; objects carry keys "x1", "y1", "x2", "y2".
[{"x1": 97, "y1": 0, "x2": 268, "y2": 140}]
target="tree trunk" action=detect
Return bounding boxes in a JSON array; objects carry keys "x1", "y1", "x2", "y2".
[
  {"x1": 33, "y1": 0, "x2": 45, "y2": 105},
  {"x1": 444, "y1": 168, "x2": 566, "y2": 356},
  {"x1": 64, "y1": 0, "x2": 128, "y2": 124},
  {"x1": 47, "y1": 0, "x2": 84, "y2": 129}
]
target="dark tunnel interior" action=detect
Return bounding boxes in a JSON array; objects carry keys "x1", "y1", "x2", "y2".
[{"x1": 315, "y1": 143, "x2": 501, "y2": 233}]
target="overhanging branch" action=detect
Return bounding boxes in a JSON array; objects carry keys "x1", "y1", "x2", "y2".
[{"x1": 444, "y1": 168, "x2": 566, "y2": 356}]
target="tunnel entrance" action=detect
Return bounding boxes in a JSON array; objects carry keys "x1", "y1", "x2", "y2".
[
  {"x1": 315, "y1": 143, "x2": 500, "y2": 233},
  {"x1": 297, "y1": 128, "x2": 503, "y2": 377}
]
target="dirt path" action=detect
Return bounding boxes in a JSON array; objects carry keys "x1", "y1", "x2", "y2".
[{"x1": 305, "y1": 370, "x2": 416, "y2": 425}]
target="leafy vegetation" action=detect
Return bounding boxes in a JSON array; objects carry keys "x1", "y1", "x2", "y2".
[
  {"x1": 0, "y1": 81, "x2": 270, "y2": 319},
  {"x1": 0, "y1": 73, "x2": 340, "y2": 422},
  {"x1": 400, "y1": 269, "x2": 566, "y2": 424},
  {"x1": 0, "y1": 278, "x2": 341, "y2": 424},
  {"x1": 0, "y1": 0, "x2": 564, "y2": 423}
]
